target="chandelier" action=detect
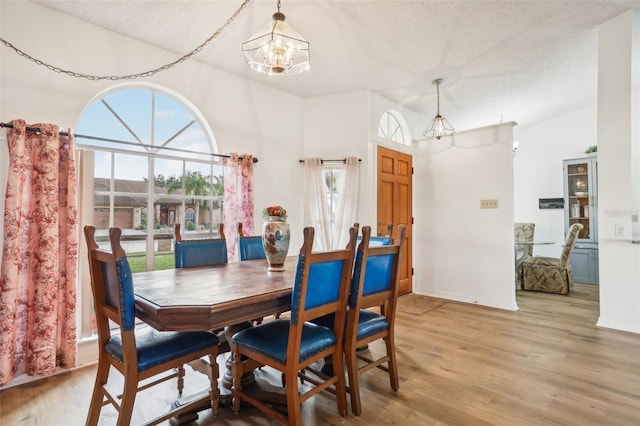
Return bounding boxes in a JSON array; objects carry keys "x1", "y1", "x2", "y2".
[
  {"x1": 242, "y1": 0, "x2": 310, "y2": 76},
  {"x1": 423, "y1": 78, "x2": 454, "y2": 139}
]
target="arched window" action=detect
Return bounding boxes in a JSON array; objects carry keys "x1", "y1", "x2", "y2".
[
  {"x1": 185, "y1": 207, "x2": 197, "y2": 224},
  {"x1": 377, "y1": 110, "x2": 410, "y2": 145}
]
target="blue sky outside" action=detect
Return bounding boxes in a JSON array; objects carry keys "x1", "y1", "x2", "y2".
[{"x1": 76, "y1": 87, "x2": 220, "y2": 182}]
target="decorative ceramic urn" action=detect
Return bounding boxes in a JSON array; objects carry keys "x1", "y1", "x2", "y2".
[{"x1": 261, "y1": 216, "x2": 290, "y2": 271}]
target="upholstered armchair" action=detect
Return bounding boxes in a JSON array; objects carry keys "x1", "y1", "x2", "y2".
[
  {"x1": 514, "y1": 222, "x2": 535, "y2": 288},
  {"x1": 521, "y1": 223, "x2": 583, "y2": 295},
  {"x1": 514, "y1": 223, "x2": 536, "y2": 256}
]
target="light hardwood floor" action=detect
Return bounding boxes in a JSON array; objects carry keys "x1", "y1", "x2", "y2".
[{"x1": 1, "y1": 284, "x2": 638, "y2": 425}]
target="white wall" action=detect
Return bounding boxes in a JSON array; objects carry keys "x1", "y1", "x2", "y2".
[
  {"x1": 631, "y1": 9, "x2": 640, "y2": 242},
  {"x1": 413, "y1": 123, "x2": 517, "y2": 310},
  {"x1": 513, "y1": 105, "x2": 598, "y2": 257},
  {"x1": 302, "y1": 91, "x2": 373, "y2": 230},
  {"x1": 596, "y1": 11, "x2": 640, "y2": 334}
]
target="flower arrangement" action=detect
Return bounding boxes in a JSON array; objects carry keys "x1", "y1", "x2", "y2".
[{"x1": 263, "y1": 205, "x2": 287, "y2": 220}]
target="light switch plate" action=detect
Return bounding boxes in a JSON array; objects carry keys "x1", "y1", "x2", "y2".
[
  {"x1": 480, "y1": 199, "x2": 499, "y2": 209},
  {"x1": 614, "y1": 224, "x2": 625, "y2": 237}
]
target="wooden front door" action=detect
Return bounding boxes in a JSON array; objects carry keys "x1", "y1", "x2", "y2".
[{"x1": 377, "y1": 146, "x2": 413, "y2": 295}]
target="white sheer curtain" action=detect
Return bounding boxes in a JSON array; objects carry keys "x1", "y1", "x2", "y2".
[
  {"x1": 333, "y1": 157, "x2": 359, "y2": 249},
  {"x1": 302, "y1": 158, "x2": 331, "y2": 251},
  {"x1": 302, "y1": 157, "x2": 360, "y2": 250}
]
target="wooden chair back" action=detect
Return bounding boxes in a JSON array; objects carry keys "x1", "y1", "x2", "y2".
[
  {"x1": 357, "y1": 222, "x2": 393, "y2": 246},
  {"x1": 174, "y1": 223, "x2": 228, "y2": 268},
  {"x1": 344, "y1": 224, "x2": 406, "y2": 415},
  {"x1": 237, "y1": 222, "x2": 266, "y2": 261},
  {"x1": 85, "y1": 226, "x2": 137, "y2": 352},
  {"x1": 174, "y1": 222, "x2": 225, "y2": 241},
  {"x1": 290, "y1": 226, "x2": 357, "y2": 330},
  {"x1": 350, "y1": 225, "x2": 405, "y2": 309}
]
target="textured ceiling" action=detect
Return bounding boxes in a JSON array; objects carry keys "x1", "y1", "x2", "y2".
[{"x1": 31, "y1": 0, "x2": 640, "y2": 133}]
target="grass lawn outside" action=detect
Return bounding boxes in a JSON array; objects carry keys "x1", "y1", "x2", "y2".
[{"x1": 127, "y1": 251, "x2": 175, "y2": 273}]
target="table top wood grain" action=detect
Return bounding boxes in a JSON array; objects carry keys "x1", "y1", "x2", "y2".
[{"x1": 134, "y1": 257, "x2": 297, "y2": 332}]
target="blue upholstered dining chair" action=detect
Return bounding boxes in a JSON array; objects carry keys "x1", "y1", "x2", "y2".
[
  {"x1": 174, "y1": 222, "x2": 229, "y2": 354},
  {"x1": 237, "y1": 223, "x2": 269, "y2": 324},
  {"x1": 84, "y1": 226, "x2": 220, "y2": 426},
  {"x1": 236, "y1": 222, "x2": 266, "y2": 261},
  {"x1": 313, "y1": 225, "x2": 406, "y2": 415},
  {"x1": 356, "y1": 222, "x2": 393, "y2": 246},
  {"x1": 174, "y1": 223, "x2": 228, "y2": 268},
  {"x1": 230, "y1": 226, "x2": 358, "y2": 426}
]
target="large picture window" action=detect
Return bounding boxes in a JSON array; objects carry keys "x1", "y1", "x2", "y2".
[{"x1": 76, "y1": 83, "x2": 221, "y2": 340}]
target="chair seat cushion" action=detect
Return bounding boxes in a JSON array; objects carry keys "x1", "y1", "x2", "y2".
[
  {"x1": 356, "y1": 309, "x2": 389, "y2": 339},
  {"x1": 231, "y1": 319, "x2": 336, "y2": 364},
  {"x1": 105, "y1": 326, "x2": 219, "y2": 372},
  {"x1": 522, "y1": 258, "x2": 572, "y2": 295},
  {"x1": 312, "y1": 309, "x2": 389, "y2": 340}
]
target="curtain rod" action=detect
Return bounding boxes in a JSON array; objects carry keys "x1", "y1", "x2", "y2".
[
  {"x1": 298, "y1": 158, "x2": 362, "y2": 164},
  {"x1": 0, "y1": 122, "x2": 259, "y2": 163}
]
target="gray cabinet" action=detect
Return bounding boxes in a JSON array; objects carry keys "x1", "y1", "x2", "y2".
[
  {"x1": 563, "y1": 157, "x2": 598, "y2": 285},
  {"x1": 570, "y1": 246, "x2": 599, "y2": 285}
]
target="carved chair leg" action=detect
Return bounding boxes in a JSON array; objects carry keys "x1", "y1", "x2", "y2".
[{"x1": 177, "y1": 366, "x2": 185, "y2": 396}]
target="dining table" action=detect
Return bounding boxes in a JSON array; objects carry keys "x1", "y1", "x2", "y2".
[{"x1": 133, "y1": 256, "x2": 298, "y2": 424}]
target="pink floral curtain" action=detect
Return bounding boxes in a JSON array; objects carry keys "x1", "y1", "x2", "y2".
[
  {"x1": 223, "y1": 153, "x2": 255, "y2": 262},
  {"x1": 0, "y1": 120, "x2": 78, "y2": 386}
]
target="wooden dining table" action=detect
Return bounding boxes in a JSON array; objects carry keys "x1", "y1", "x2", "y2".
[
  {"x1": 133, "y1": 256, "x2": 298, "y2": 424},
  {"x1": 134, "y1": 257, "x2": 297, "y2": 331}
]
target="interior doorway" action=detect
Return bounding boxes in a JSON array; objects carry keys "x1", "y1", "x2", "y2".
[{"x1": 377, "y1": 146, "x2": 413, "y2": 295}]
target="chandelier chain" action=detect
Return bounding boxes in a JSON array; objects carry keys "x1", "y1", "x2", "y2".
[{"x1": 0, "y1": 0, "x2": 251, "y2": 81}]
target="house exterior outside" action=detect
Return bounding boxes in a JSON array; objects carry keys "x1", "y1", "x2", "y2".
[{"x1": 93, "y1": 177, "x2": 223, "y2": 231}]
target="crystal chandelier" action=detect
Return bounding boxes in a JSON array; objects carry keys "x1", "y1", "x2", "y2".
[
  {"x1": 242, "y1": 0, "x2": 310, "y2": 76},
  {"x1": 423, "y1": 78, "x2": 454, "y2": 139}
]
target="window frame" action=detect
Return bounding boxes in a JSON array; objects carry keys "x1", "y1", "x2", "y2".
[{"x1": 377, "y1": 109, "x2": 411, "y2": 145}]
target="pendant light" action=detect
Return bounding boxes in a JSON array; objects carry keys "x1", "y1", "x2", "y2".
[
  {"x1": 242, "y1": 0, "x2": 310, "y2": 76},
  {"x1": 423, "y1": 78, "x2": 454, "y2": 139}
]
